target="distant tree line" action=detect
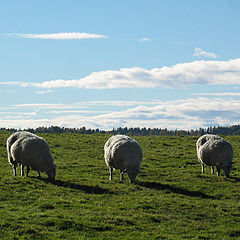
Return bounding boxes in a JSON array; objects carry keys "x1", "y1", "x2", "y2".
[{"x1": 1, "y1": 125, "x2": 240, "y2": 136}]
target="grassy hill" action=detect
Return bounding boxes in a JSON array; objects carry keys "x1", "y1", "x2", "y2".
[{"x1": 0, "y1": 131, "x2": 240, "y2": 239}]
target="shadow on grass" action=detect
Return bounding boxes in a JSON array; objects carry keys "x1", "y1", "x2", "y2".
[
  {"x1": 226, "y1": 176, "x2": 240, "y2": 182},
  {"x1": 42, "y1": 178, "x2": 114, "y2": 195},
  {"x1": 138, "y1": 181, "x2": 216, "y2": 199}
]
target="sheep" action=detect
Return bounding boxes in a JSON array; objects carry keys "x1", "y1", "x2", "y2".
[
  {"x1": 197, "y1": 138, "x2": 234, "y2": 177},
  {"x1": 10, "y1": 136, "x2": 56, "y2": 181},
  {"x1": 196, "y1": 134, "x2": 223, "y2": 174},
  {"x1": 104, "y1": 135, "x2": 142, "y2": 183},
  {"x1": 6, "y1": 131, "x2": 40, "y2": 177}
]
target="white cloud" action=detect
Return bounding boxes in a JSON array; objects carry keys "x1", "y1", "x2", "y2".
[
  {"x1": 0, "y1": 111, "x2": 37, "y2": 118},
  {"x1": 13, "y1": 103, "x2": 78, "y2": 109},
  {"x1": 36, "y1": 90, "x2": 53, "y2": 95},
  {"x1": 2, "y1": 98, "x2": 240, "y2": 130},
  {"x1": 13, "y1": 101, "x2": 161, "y2": 109},
  {"x1": 138, "y1": 38, "x2": 151, "y2": 42},
  {"x1": 1, "y1": 58, "x2": 240, "y2": 89},
  {"x1": 194, "y1": 48, "x2": 218, "y2": 58},
  {"x1": 48, "y1": 110, "x2": 110, "y2": 114},
  {"x1": 0, "y1": 81, "x2": 30, "y2": 87},
  {"x1": 5, "y1": 32, "x2": 108, "y2": 40},
  {"x1": 193, "y1": 92, "x2": 240, "y2": 96}
]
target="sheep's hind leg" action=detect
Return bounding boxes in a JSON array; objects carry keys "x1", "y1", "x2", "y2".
[
  {"x1": 216, "y1": 167, "x2": 221, "y2": 176},
  {"x1": 109, "y1": 167, "x2": 113, "y2": 180},
  {"x1": 201, "y1": 164, "x2": 205, "y2": 173},
  {"x1": 211, "y1": 166, "x2": 215, "y2": 174},
  {"x1": 120, "y1": 170, "x2": 124, "y2": 181},
  {"x1": 26, "y1": 166, "x2": 30, "y2": 177},
  {"x1": 21, "y1": 165, "x2": 25, "y2": 176},
  {"x1": 13, "y1": 164, "x2": 17, "y2": 176},
  {"x1": 38, "y1": 172, "x2": 41, "y2": 178}
]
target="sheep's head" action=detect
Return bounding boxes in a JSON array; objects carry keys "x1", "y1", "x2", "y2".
[
  {"x1": 222, "y1": 162, "x2": 233, "y2": 178},
  {"x1": 126, "y1": 167, "x2": 141, "y2": 183},
  {"x1": 47, "y1": 164, "x2": 57, "y2": 181}
]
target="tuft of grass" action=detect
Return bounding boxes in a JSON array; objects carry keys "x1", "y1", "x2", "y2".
[{"x1": 0, "y1": 131, "x2": 240, "y2": 239}]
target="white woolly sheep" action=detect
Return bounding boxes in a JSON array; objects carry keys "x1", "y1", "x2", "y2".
[
  {"x1": 10, "y1": 136, "x2": 56, "y2": 181},
  {"x1": 104, "y1": 135, "x2": 142, "y2": 183},
  {"x1": 196, "y1": 134, "x2": 223, "y2": 174},
  {"x1": 196, "y1": 134, "x2": 223, "y2": 152},
  {"x1": 6, "y1": 131, "x2": 40, "y2": 177},
  {"x1": 197, "y1": 138, "x2": 234, "y2": 177}
]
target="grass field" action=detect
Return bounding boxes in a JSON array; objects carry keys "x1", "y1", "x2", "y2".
[{"x1": 0, "y1": 131, "x2": 240, "y2": 239}]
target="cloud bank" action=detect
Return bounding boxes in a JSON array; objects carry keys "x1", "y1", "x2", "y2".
[
  {"x1": 1, "y1": 58, "x2": 240, "y2": 89},
  {"x1": 1, "y1": 98, "x2": 240, "y2": 130},
  {"x1": 6, "y1": 32, "x2": 108, "y2": 40}
]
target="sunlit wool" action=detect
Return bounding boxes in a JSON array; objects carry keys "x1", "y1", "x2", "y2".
[
  {"x1": 196, "y1": 135, "x2": 233, "y2": 177},
  {"x1": 9, "y1": 135, "x2": 56, "y2": 181},
  {"x1": 7, "y1": 131, "x2": 39, "y2": 176},
  {"x1": 104, "y1": 135, "x2": 142, "y2": 183}
]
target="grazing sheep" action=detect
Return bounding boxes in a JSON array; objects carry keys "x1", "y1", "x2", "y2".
[
  {"x1": 6, "y1": 131, "x2": 40, "y2": 176},
  {"x1": 196, "y1": 134, "x2": 223, "y2": 174},
  {"x1": 104, "y1": 135, "x2": 142, "y2": 183},
  {"x1": 197, "y1": 138, "x2": 234, "y2": 177},
  {"x1": 10, "y1": 136, "x2": 56, "y2": 181}
]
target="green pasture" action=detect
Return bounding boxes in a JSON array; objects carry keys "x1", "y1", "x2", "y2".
[{"x1": 0, "y1": 131, "x2": 240, "y2": 239}]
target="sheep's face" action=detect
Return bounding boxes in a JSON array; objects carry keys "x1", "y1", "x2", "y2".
[
  {"x1": 222, "y1": 161, "x2": 233, "y2": 178},
  {"x1": 223, "y1": 165, "x2": 232, "y2": 178},
  {"x1": 47, "y1": 164, "x2": 56, "y2": 181},
  {"x1": 126, "y1": 167, "x2": 141, "y2": 183},
  {"x1": 128, "y1": 173, "x2": 137, "y2": 183}
]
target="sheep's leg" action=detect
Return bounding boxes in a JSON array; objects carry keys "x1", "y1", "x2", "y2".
[
  {"x1": 13, "y1": 164, "x2": 17, "y2": 176},
  {"x1": 26, "y1": 166, "x2": 30, "y2": 177},
  {"x1": 38, "y1": 171, "x2": 41, "y2": 178},
  {"x1": 211, "y1": 166, "x2": 215, "y2": 174},
  {"x1": 109, "y1": 167, "x2": 113, "y2": 180},
  {"x1": 120, "y1": 171, "x2": 124, "y2": 181},
  {"x1": 21, "y1": 165, "x2": 24, "y2": 176},
  {"x1": 201, "y1": 164, "x2": 205, "y2": 173},
  {"x1": 216, "y1": 167, "x2": 221, "y2": 176}
]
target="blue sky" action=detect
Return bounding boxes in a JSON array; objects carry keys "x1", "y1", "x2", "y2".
[{"x1": 0, "y1": 0, "x2": 240, "y2": 130}]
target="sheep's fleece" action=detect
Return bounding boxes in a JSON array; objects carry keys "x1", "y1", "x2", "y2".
[
  {"x1": 196, "y1": 134, "x2": 223, "y2": 152},
  {"x1": 104, "y1": 135, "x2": 142, "y2": 183},
  {"x1": 197, "y1": 138, "x2": 233, "y2": 177},
  {"x1": 10, "y1": 136, "x2": 56, "y2": 180},
  {"x1": 7, "y1": 131, "x2": 38, "y2": 166}
]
